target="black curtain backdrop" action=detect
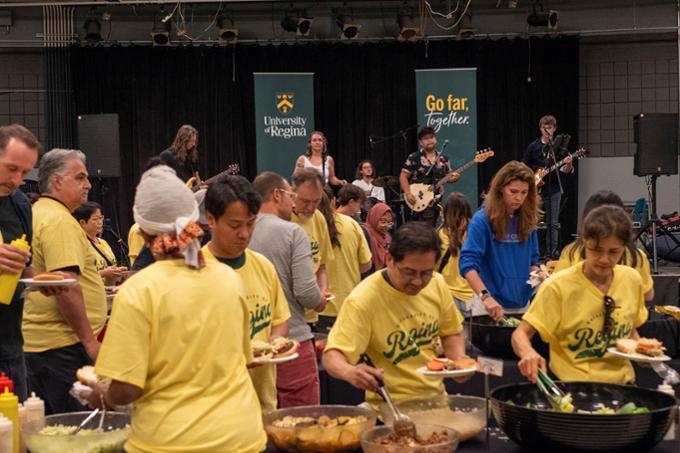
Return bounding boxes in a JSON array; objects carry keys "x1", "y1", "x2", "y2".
[{"x1": 69, "y1": 36, "x2": 579, "y2": 250}]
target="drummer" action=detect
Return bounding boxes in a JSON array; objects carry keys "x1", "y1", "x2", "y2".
[
  {"x1": 87, "y1": 166, "x2": 266, "y2": 452},
  {"x1": 352, "y1": 160, "x2": 385, "y2": 202},
  {"x1": 323, "y1": 222, "x2": 469, "y2": 410},
  {"x1": 512, "y1": 205, "x2": 648, "y2": 384}
]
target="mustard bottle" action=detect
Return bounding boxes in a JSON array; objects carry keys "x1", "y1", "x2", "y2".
[
  {"x1": 0, "y1": 388, "x2": 19, "y2": 453},
  {"x1": 0, "y1": 234, "x2": 30, "y2": 305}
]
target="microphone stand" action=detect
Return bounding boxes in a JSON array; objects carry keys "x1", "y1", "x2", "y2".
[
  {"x1": 544, "y1": 134, "x2": 565, "y2": 260},
  {"x1": 104, "y1": 222, "x2": 131, "y2": 269}
]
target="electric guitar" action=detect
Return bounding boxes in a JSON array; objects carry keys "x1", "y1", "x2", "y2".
[
  {"x1": 534, "y1": 148, "x2": 587, "y2": 187},
  {"x1": 186, "y1": 163, "x2": 240, "y2": 190},
  {"x1": 404, "y1": 149, "x2": 494, "y2": 212}
]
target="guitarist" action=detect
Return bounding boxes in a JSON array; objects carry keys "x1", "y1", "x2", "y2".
[
  {"x1": 399, "y1": 127, "x2": 460, "y2": 225},
  {"x1": 522, "y1": 115, "x2": 573, "y2": 259},
  {"x1": 158, "y1": 124, "x2": 199, "y2": 184}
]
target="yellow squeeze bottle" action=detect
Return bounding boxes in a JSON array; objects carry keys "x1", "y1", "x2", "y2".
[
  {"x1": 0, "y1": 234, "x2": 30, "y2": 305},
  {"x1": 0, "y1": 388, "x2": 19, "y2": 453}
]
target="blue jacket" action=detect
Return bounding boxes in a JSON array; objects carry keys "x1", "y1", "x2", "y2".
[{"x1": 459, "y1": 209, "x2": 538, "y2": 309}]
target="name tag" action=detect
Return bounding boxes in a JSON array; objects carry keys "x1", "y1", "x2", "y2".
[{"x1": 477, "y1": 356, "x2": 503, "y2": 377}]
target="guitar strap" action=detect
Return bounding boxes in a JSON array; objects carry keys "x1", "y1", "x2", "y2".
[{"x1": 438, "y1": 248, "x2": 452, "y2": 273}]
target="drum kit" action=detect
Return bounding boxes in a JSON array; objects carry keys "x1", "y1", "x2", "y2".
[{"x1": 361, "y1": 175, "x2": 406, "y2": 226}]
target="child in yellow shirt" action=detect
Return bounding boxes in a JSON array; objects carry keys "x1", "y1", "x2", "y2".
[{"x1": 512, "y1": 204, "x2": 648, "y2": 384}]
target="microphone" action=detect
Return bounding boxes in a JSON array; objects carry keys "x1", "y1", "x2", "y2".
[
  {"x1": 369, "y1": 136, "x2": 375, "y2": 148},
  {"x1": 103, "y1": 218, "x2": 113, "y2": 230},
  {"x1": 441, "y1": 139, "x2": 450, "y2": 150}
]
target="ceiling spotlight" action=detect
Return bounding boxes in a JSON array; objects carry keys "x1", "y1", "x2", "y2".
[
  {"x1": 83, "y1": 9, "x2": 102, "y2": 42},
  {"x1": 396, "y1": 8, "x2": 418, "y2": 41},
  {"x1": 281, "y1": 10, "x2": 314, "y2": 37},
  {"x1": 217, "y1": 14, "x2": 239, "y2": 44},
  {"x1": 335, "y1": 8, "x2": 361, "y2": 40},
  {"x1": 527, "y1": 2, "x2": 559, "y2": 29},
  {"x1": 457, "y1": 12, "x2": 476, "y2": 38},
  {"x1": 151, "y1": 9, "x2": 171, "y2": 46}
]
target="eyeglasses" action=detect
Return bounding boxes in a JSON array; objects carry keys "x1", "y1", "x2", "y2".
[
  {"x1": 395, "y1": 265, "x2": 434, "y2": 282},
  {"x1": 603, "y1": 295, "x2": 616, "y2": 335},
  {"x1": 277, "y1": 188, "x2": 298, "y2": 200},
  {"x1": 378, "y1": 219, "x2": 394, "y2": 227}
]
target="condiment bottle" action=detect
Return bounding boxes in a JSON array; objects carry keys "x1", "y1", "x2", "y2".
[
  {"x1": 0, "y1": 414, "x2": 13, "y2": 453},
  {"x1": 0, "y1": 234, "x2": 30, "y2": 305},
  {"x1": 0, "y1": 374, "x2": 12, "y2": 395},
  {"x1": 0, "y1": 388, "x2": 19, "y2": 453},
  {"x1": 22, "y1": 393, "x2": 44, "y2": 430},
  {"x1": 658, "y1": 384, "x2": 676, "y2": 440},
  {"x1": 16, "y1": 404, "x2": 25, "y2": 453}
]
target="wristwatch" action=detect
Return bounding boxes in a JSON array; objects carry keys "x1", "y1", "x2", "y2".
[{"x1": 479, "y1": 289, "x2": 490, "y2": 301}]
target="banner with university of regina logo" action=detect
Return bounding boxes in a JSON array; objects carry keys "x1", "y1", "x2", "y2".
[
  {"x1": 415, "y1": 68, "x2": 478, "y2": 205},
  {"x1": 254, "y1": 73, "x2": 314, "y2": 176}
]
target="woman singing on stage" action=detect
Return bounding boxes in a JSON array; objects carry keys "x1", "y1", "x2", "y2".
[
  {"x1": 459, "y1": 161, "x2": 542, "y2": 321},
  {"x1": 293, "y1": 131, "x2": 347, "y2": 186}
]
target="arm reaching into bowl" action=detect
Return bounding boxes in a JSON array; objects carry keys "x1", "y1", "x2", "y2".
[
  {"x1": 512, "y1": 320, "x2": 547, "y2": 383},
  {"x1": 86, "y1": 379, "x2": 143, "y2": 409},
  {"x1": 323, "y1": 349, "x2": 385, "y2": 392}
]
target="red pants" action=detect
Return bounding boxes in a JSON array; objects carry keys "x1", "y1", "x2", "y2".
[{"x1": 276, "y1": 339, "x2": 320, "y2": 408}]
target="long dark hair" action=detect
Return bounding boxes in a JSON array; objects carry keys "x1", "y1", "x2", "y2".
[
  {"x1": 319, "y1": 184, "x2": 340, "y2": 248},
  {"x1": 354, "y1": 160, "x2": 375, "y2": 180},
  {"x1": 440, "y1": 192, "x2": 472, "y2": 257},
  {"x1": 569, "y1": 190, "x2": 640, "y2": 267},
  {"x1": 171, "y1": 124, "x2": 198, "y2": 163},
  {"x1": 582, "y1": 205, "x2": 634, "y2": 257},
  {"x1": 304, "y1": 130, "x2": 327, "y2": 158}
]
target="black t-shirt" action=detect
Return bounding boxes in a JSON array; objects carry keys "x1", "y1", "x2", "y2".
[
  {"x1": 0, "y1": 195, "x2": 27, "y2": 360},
  {"x1": 522, "y1": 138, "x2": 570, "y2": 195},
  {"x1": 159, "y1": 148, "x2": 195, "y2": 183}
]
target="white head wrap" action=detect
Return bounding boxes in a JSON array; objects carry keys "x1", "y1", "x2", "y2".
[{"x1": 133, "y1": 165, "x2": 202, "y2": 267}]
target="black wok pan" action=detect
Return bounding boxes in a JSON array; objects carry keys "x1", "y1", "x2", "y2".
[
  {"x1": 490, "y1": 381, "x2": 678, "y2": 452},
  {"x1": 463, "y1": 315, "x2": 549, "y2": 359}
]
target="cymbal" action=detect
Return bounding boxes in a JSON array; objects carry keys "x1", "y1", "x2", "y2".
[{"x1": 373, "y1": 176, "x2": 400, "y2": 188}]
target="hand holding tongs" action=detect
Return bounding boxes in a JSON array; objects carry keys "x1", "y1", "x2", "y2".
[{"x1": 537, "y1": 368, "x2": 571, "y2": 411}]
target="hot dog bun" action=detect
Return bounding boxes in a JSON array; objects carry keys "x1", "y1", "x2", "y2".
[
  {"x1": 33, "y1": 272, "x2": 65, "y2": 281},
  {"x1": 271, "y1": 337, "x2": 299, "y2": 358},
  {"x1": 616, "y1": 338, "x2": 638, "y2": 355},
  {"x1": 448, "y1": 358, "x2": 477, "y2": 370},
  {"x1": 76, "y1": 365, "x2": 99, "y2": 385}
]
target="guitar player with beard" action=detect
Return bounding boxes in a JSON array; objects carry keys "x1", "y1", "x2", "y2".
[
  {"x1": 399, "y1": 127, "x2": 460, "y2": 225},
  {"x1": 522, "y1": 115, "x2": 574, "y2": 259}
]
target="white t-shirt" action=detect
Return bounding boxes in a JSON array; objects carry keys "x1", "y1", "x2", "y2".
[{"x1": 352, "y1": 179, "x2": 385, "y2": 201}]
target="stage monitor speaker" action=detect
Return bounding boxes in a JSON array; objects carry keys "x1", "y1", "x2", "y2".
[
  {"x1": 633, "y1": 113, "x2": 678, "y2": 176},
  {"x1": 77, "y1": 114, "x2": 121, "y2": 178}
]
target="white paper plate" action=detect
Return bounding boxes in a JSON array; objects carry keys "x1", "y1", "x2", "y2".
[
  {"x1": 416, "y1": 365, "x2": 477, "y2": 377},
  {"x1": 20, "y1": 278, "x2": 77, "y2": 288},
  {"x1": 325, "y1": 295, "x2": 336, "y2": 301},
  {"x1": 253, "y1": 352, "x2": 299, "y2": 365},
  {"x1": 607, "y1": 347, "x2": 671, "y2": 363}
]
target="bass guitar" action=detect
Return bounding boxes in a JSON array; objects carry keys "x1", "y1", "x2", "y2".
[
  {"x1": 534, "y1": 148, "x2": 587, "y2": 187},
  {"x1": 186, "y1": 163, "x2": 240, "y2": 190},
  {"x1": 404, "y1": 149, "x2": 494, "y2": 212}
]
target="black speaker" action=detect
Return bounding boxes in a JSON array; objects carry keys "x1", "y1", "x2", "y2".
[
  {"x1": 633, "y1": 113, "x2": 678, "y2": 176},
  {"x1": 77, "y1": 114, "x2": 121, "y2": 178}
]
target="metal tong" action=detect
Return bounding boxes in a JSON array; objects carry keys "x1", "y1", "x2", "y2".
[
  {"x1": 536, "y1": 368, "x2": 570, "y2": 411},
  {"x1": 360, "y1": 354, "x2": 416, "y2": 438}
]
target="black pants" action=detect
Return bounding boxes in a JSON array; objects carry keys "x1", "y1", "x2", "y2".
[
  {"x1": 407, "y1": 204, "x2": 440, "y2": 227},
  {"x1": 25, "y1": 343, "x2": 92, "y2": 415}
]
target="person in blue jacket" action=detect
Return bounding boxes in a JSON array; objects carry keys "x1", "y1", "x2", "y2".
[{"x1": 460, "y1": 161, "x2": 543, "y2": 321}]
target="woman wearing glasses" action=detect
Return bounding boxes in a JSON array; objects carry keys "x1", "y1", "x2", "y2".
[
  {"x1": 512, "y1": 204, "x2": 647, "y2": 384},
  {"x1": 363, "y1": 202, "x2": 393, "y2": 272},
  {"x1": 73, "y1": 201, "x2": 126, "y2": 285}
]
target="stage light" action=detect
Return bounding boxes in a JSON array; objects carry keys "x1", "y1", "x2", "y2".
[
  {"x1": 150, "y1": 9, "x2": 171, "y2": 46},
  {"x1": 217, "y1": 14, "x2": 239, "y2": 44},
  {"x1": 335, "y1": 9, "x2": 361, "y2": 40},
  {"x1": 457, "y1": 12, "x2": 476, "y2": 38},
  {"x1": 527, "y1": 2, "x2": 559, "y2": 29},
  {"x1": 83, "y1": 9, "x2": 102, "y2": 42},
  {"x1": 396, "y1": 8, "x2": 418, "y2": 41},
  {"x1": 281, "y1": 10, "x2": 314, "y2": 37}
]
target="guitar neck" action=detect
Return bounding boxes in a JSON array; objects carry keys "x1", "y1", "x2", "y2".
[{"x1": 435, "y1": 158, "x2": 477, "y2": 188}]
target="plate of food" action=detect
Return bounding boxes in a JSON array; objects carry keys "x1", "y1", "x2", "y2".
[
  {"x1": 252, "y1": 337, "x2": 300, "y2": 364},
  {"x1": 608, "y1": 338, "x2": 671, "y2": 363},
  {"x1": 21, "y1": 272, "x2": 77, "y2": 288},
  {"x1": 417, "y1": 358, "x2": 478, "y2": 377}
]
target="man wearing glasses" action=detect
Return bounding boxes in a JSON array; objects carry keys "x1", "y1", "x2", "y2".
[
  {"x1": 250, "y1": 172, "x2": 326, "y2": 407},
  {"x1": 323, "y1": 222, "x2": 469, "y2": 410}
]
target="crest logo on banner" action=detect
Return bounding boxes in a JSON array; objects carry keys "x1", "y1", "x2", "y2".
[{"x1": 276, "y1": 93, "x2": 294, "y2": 114}]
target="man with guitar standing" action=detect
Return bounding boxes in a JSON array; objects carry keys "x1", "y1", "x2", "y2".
[
  {"x1": 522, "y1": 115, "x2": 573, "y2": 259},
  {"x1": 400, "y1": 127, "x2": 460, "y2": 225}
]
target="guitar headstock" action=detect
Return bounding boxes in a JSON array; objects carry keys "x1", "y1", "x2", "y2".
[
  {"x1": 573, "y1": 148, "x2": 588, "y2": 160},
  {"x1": 227, "y1": 163, "x2": 240, "y2": 175},
  {"x1": 474, "y1": 149, "x2": 494, "y2": 163}
]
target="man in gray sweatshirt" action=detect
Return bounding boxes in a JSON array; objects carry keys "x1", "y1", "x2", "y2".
[{"x1": 250, "y1": 171, "x2": 326, "y2": 407}]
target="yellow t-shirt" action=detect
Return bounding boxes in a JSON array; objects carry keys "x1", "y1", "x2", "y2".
[
  {"x1": 326, "y1": 271, "x2": 464, "y2": 410},
  {"x1": 202, "y1": 246, "x2": 291, "y2": 413},
  {"x1": 23, "y1": 197, "x2": 107, "y2": 352},
  {"x1": 323, "y1": 213, "x2": 372, "y2": 317},
  {"x1": 90, "y1": 237, "x2": 117, "y2": 272},
  {"x1": 523, "y1": 263, "x2": 648, "y2": 384},
  {"x1": 95, "y1": 260, "x2": 267, "y2": 453},
  {"x1": 554, "y1": 242, "x2": 654, "y2": 294},
  {"x1": 436, "y1": 229, "x2": 474, "y2": 302},
  {"x1": 292, "y1": 209, "x2": 335, "y2": 323},
  {"x1": 127, "y1": 223, "x2": 145, "y2": 264}
]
